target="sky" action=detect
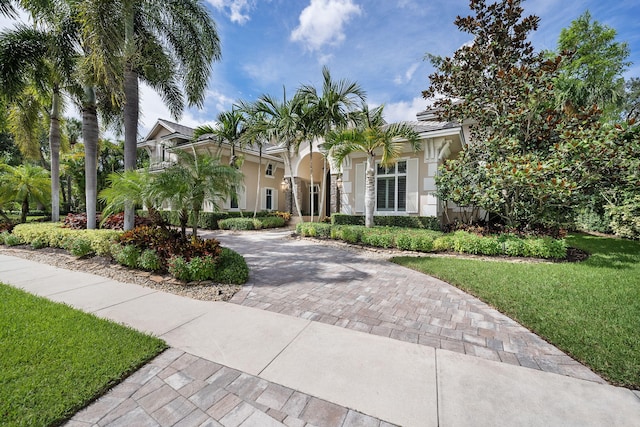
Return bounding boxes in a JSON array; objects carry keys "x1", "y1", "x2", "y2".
[{"x1": 2, "y1": 0, "x2": 640, "y2": 138}]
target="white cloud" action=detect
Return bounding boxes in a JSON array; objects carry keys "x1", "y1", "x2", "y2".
[
  {"x1": 206, "y1": 0, "x2": 255, "y2": 25},
  {"x1": 291, "y1": 0, "x2": 362, "y2": 51},
  {"x1": 380, "y1": 96, "x2": 429, "y2": 123},
  {"x1": 205, "y1": 89, "x2": 236, "y2": 113},
  {"x1": 394, "y1": 63, "x2": 420, "y2": 85}
]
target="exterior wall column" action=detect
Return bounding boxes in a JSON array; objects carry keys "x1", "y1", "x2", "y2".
[
  {"x1": 330, "y1": 173, "x2": 339, "y2": 214},
  {"x1": 285, "y1": 177, "x2": 305, "y2": 216}
]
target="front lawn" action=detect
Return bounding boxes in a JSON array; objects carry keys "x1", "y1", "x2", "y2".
[
  {"x1": 0, "y1": 284, "x2": 167, "y2": 426},
  {"x1": 392, "y1": 233, "x2": 640, "y2": 389}
]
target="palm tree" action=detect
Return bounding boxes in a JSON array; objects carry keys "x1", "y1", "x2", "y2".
[
  {"x1": 237, "y1": 102, "x2": 269, "y2": 218},
  {"x1": 252, "y1": 89, "x2": 305, "y2": 218},
  {"x1": 0, "y1": 163, "x2": 51, "y2": 223},
  {"x1": 154, "y1": 149, "x2": 242, "y2": 239},
  {"x1": 323, "y1": 104, "x2": 420, "y2": 227},
  {"x1": 79, "y1": 0, "x2": 221, "y2": 230},
  {"x1": 0, "y1": 22, "x2": 79, "y2": 222},
  {"x1": 194, "y1": 109, "x2": 246, "y2": 168},
  {"x1": 297, "y1": 66, "x2": 366, "y2": 221},
  {"x1": 98, "y1": 168, "x2": 163, "y2": 228}
]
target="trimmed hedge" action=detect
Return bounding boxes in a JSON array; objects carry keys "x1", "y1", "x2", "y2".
[
  {"x1": 11, "y1": 223, "x2": 121, "y2": 257},
  {"x1": 296, "y1": 223, "x2": 567, "y2": 259},
  {"x1": 218, "y1": 216, "x2": 286, "y2": 230},
  {"x1": 138, "y1": 210, "x2": 289, "y2": 230},
  {"x1": 331, "y1": 214, "x2": 441, "y2": 230}
]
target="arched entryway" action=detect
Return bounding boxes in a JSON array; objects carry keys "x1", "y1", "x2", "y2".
[{"x1": 289, "y1": 147, "x2": 332, "y2": 220}]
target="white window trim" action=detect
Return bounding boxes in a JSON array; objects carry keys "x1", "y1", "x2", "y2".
[
  {"x1": 265, "y1": 162, "x2": 275, "y2": 178},
  {"x1": 374, "y1": 158, "x2": 409, "y2": 215}
]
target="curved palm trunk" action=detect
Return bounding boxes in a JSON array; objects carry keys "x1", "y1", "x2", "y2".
[
  {"x1": 253, "y1": 146, "x2": 262, "y2": 218},
  {"x1": 82, "y1": 86, "x2": 99, "y2": 229},
  {"x1": 365, "y1": 153, "x2": 375, "y2": 228},
  {"x1": 123, "y1": 67, "x2": 139, "y2": 231},
  {"x1": 21, "y1": 196, "x2": 29, "y2": 223},
  {"x1": 283, "y1": 149, "x2": 303, "y2": 218},
  {"x1": 49, "y1": 90, "x2": 61, "y2": 222}
]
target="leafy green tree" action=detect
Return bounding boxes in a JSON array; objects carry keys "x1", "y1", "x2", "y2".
[
  {"x1": 0, "y1": 132, "x2": 23, "y2": 166},
  {"x1": 0, "y1": 163, "x2": 50, "y2": 223},
  {"x1": 194, "y1": 109, "x2": 247, "y2": 168},
  {"x1": 297, "y1": 66, "x2": 365, "y2": 221},
  {"x1": 552, "y1": 11, "x2": 630, "y2": 120},
  {"x1": 152, "y1": 150, "x2": 242, "y2": 239},
  {"x1": 324, "y1": 104, "x2": 419, "y2": 227},
  {"x1": 622, "y1": 78, "x2": 640, "y2": 123}
]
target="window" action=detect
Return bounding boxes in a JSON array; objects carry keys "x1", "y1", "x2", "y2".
[
  {"x1": 265, "y1": 188, "x2": 273, "y2": 210},
  {"x1": 376, "y1": 161, "x2": 407, "y2": 212},
  {"x1": 230, "y1": 187, "x2": 240, "y2": 209},
  {"x1": 265, "y1": 163, "x2": 274, "y2": 177}
]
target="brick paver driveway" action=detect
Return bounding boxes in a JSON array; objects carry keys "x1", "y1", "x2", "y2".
[{"x1": 207, "y1": 229, "x2": 604, "y2": 384}]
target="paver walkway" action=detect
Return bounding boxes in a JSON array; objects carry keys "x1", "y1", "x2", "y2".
[
  {"x1": 208, "y1": 229, "x2": 603, "y2": 383},
  {"x1": 67, "y1": 348, "x2": 393, "y2": 427}
]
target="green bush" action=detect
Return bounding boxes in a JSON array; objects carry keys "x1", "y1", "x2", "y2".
[
  {"x1": 218, "y1": 218, "x2": 256, "y2": 230},
  {"x1": 167, "y1": 256, "x2": 190, "y2": 281},
  {"x1": 215, "y1": 248, "x2": 249, "y2": 284},
  {"x1": 341, "y1": 226, "x2": 364, "y2": 244},
  {"x1": 4, "y1": 233, "x2": 22, "y2": 246},
  {"x1": 30, "y1": 238, "x2": 48, "y2": 250},
  {"x1": 259, "y1": 216, "x2": 286, "y2": 229},
  {"x1": 360, "y1": 227, "x2": 394, "y2": 248},
  {"x1": 331, "y1": 214, "x2": 441, "y2": 230},
  {"x1": 115, "y1": 245, "x2": 141, "y2": 268},
  {"x1": 11, "y1": 223, "x2": 121, "y2": 256},
  {"x1": 187, "y1": 256, "x2": 218, "y2": 281},
  {"x1": 69, "y1": 238, "x2": 94, "y2": 258},
  {"x1": 138, "y1": 249, "x2": 163, "y2": 272},
  {"x1": 0, "y1": 231, "x2": 9, "y2": 245},
  {"x1": 296, "y1": 222, "x2": 331, "y2": 238},
  {"x1": 433, "y1": 235, "x2": 455, "y2": 251},
  {"x1": 606, "y1": 196, "x2": 640, "y2": 239}
]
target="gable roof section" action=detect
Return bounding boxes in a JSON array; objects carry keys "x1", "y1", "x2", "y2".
[{"x1": 140, "y1": 119, "x2": 195, "y2": 144}]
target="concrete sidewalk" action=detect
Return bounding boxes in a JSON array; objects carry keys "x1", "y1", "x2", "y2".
[{"x1": 1, "y1": 254, "x2": 639, "y2": 427}]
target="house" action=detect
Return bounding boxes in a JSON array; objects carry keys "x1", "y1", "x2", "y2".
[{"x1": 137, "y1": 108, "x2": 470, "y2": 222}]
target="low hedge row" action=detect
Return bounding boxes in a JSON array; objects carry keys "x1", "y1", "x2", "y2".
[
  {"x1": 2, "y1": 223, "x2": 249, "y2": 284},
  {"x1": 217, "y1": 216, "x2": 286, "y2": 231},
  {"x1": 137, "y1": 210, "x2": 290, "y2": 230},
  {"x1": 7, "y1": 223, "x2": 121, "y2": 257},
  {"x1": 296, "y1": 223, "x2": 567, "y2": 259},
  {"x1": 331, "y1": 214, "x2": 441, "y2": 230}
]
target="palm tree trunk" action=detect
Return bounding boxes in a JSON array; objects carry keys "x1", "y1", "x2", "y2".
[
  {"x1": 309, "y1": 143, "x2": 314, "y2": 222},
  {"x1": 284, "y1": 150, "x2": 303, "y2": 218},
  {"x1": 123, "y1": 67, "x2": 138, "y2": 230},
  {"x1": 365, "y1": 153, "x2": 375, "y2": 228},
  {"x1": 319, "y1": 156, "x2": 327, "y2": 220},
  {"x1": 253, "y1": 147, "x2": 262, "y2": 218},
  {"x1": 123, "y1": 1, "x2": 138, "y2": 231},
  {"x1": 49, "y1": 90, "x2": 61, "y2": 222},
  {"x1": 82, "y1": 86, "x2": 99, "y2": 229},
  {"x1": 21, "y1": 196, "x2": 28, "y2": 223}
]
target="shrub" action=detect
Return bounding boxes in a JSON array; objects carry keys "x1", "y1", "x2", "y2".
[
  {"x1": 259, "y1": 216, "x2": 286, "y2": 229},
  {"x1": 341, "y1": 226, "x2": 364, "y2": 244},
  {"x1": 215, "y1": 248, "x2": 249, "y2": 284},
  {"x1": 115, "y1": 245, "x2": 141, "y2": 268},
  {"x1": 0, "y1": 221, "x2": 14, "y2": 233},
  {"x1": 433, "y1": 235, "x2": 455, "y2": 252},
  {"x1": 296, "y1": 222, "x2": 331, "y2": 238},
  {"x1": 138, "y1": 249, "x2": 163, "y2": 272},
  {"x1": 360, "y1": 227, "x2": 394, "y2": 248},
  {"x1": 0, "y1": 231, "x2": 9, "y2": 245},
  {"x1": 606, "y1": 196, "x2": 640, "y2": 239},
  {"x1": 101, "y1": 212, "x2": 152, "y2": 230},
  {"x1": 30, "y1": 238, "x2": 48, "y2": 250},
  {"x1": 187, "y1": 256, "x2": 217, "y2": 281},
  {"x1": 4, "y1": 233, "x2": 22, "y2": 246},
  {"x1": 168, "y1": 256, "x2": 190, "y2": 281},
  {"x1": 331, "y1": 214, "x2": 441, "y2": 230},
  {"x1": 69, "y1": 238, "x2": 94, "y2": 258},
  {"x1": 218, "y1": 218, "x2": 256, "y2": 230}
]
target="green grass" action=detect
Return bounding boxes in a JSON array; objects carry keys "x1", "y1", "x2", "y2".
[
  {"x1": 0, "y1": 284, "x2": 167, "y2": 426},
  {"x1": 391, "y1": 233, "x2": 640, "y2": 389}
]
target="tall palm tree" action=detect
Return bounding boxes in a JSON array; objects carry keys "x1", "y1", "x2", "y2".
[
  {"x1": 0, "y1": 163, "x2": 51, "y2": 223},
  {"x1": 297, "y1": 66, "x2": 366, "y2": 221},
  {"x1": 154, "y1": 149, "x2": 242, "y2": 239},
  {"x1": 323, "y1": 104, "x2": 420, "y2": 227},
  {"x1": 252, "y1": 89, "x2": 305, "y2": 218},
  {"x1": 194, "y1": 109, "x2": 246, "y2": 168},
  {"x1": 79, "y1": 0, "x2": 221, "y2": 230},
  {"x1": 237, "y1": 102, "x2": 269, "y2": 218},
  {"x1": 0, "y1": 22, "x2": 79, "y2": 222}
]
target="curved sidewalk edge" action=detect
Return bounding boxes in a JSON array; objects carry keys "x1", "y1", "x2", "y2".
[{"x1": 1, "y1": 254, "x2": 639, "y2": 427}]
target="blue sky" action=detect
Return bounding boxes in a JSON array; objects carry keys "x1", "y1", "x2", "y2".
[{"x1": 2, "y1": 0, "x2": 640, "y2": 137}]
